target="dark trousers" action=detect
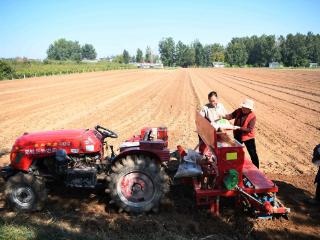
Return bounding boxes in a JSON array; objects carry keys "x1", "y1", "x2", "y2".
[
  {"x1": 316, "y1": 183, "x2": 320, "y2": 201},
  {"x1": 315, "y1": 168, "x2": 320, "y2": 201},
  {"x1": 236, "y1": 137, "x2": 260, "y2": 169}
]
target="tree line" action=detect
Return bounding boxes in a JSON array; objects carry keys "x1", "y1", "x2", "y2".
[
  {"x1": 1, "y1": 32, "x2": 319, "y2": 80},
  {"x1": 47, "y1": 39, "x2": 97, "y2": 61},
  {"x1": 27, "y1": 32, "x2": 320, "y2": 67},
  {"x1": 47, "y1": 39, "x2": 161, "y2": 64},
  {"x1": 159, "y1": 32, "x2": 320, "y2": 67}
]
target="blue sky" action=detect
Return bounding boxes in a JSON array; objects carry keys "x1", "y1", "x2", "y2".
[{"x1": 0, "y1": 0, "x2": 319, "y2": 59}]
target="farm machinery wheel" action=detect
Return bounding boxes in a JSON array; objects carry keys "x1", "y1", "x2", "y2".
[
  {"x1": 5, "y1": 172, "x2": 47, "y2": 212},
  {"x1": 107, "y1": 155, "x2": 169, "y2": 213}
]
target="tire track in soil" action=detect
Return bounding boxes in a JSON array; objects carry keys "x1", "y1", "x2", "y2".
[
  {"x1": 144, "y1": 69, "x2": 199, "y2": 149},
  {"x1": 213, "y1": 72, "x2": 320, "y2": 132},
  {"x1": 0, "y1": 70, "x2": 142, "y2": 96},
  {"x1": 173, "y1": 70, "x2": 200, "y2": 148},
  {"x1": 48, "y1": 72, "x2": 171, "y2": 130},
  {"x1": 0, "y1": 76, "x2": 139, "y2": 123},
  {"x1": 222, "y1": 68, "x2": 320, "y2": 92},
  {"x1": 0, "y1": 71, "x2": 167, "y2": 135},
  {"x1": 187, "y1": 71, "x2": 201, "y2": 110},
  {"x1": 97, "y1": 71, "x2": 177, "y2": 143},
  {"x1": 0, "y1": 70, "x2": 152, "y2": 115},
  {"x1": 218, "y1": 74, "x2": 320, "y2": 114},
  {"x1": 0, "y1": 72, "x2": 149, "y2": 126},
  {"x1": 0, "y1": 74, "x2": 141, "y2": 117},
  {"x1": 220, "y1": 72, "x2": 320, "y2": 102}
]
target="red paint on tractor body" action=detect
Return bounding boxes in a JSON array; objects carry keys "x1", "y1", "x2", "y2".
[{"x1": 10, "y1": 129, "x2": 103, "y2": 171}]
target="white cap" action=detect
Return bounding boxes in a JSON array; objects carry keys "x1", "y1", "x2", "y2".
[{"x1": 240, "y1": 99, "x2": 254, "y2": 110}]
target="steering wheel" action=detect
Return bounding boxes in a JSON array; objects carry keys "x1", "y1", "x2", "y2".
[{"x1": 95, "y1": 125, "x2": 118, "y2": 139}]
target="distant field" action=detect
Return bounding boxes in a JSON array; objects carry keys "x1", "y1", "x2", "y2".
[{"x1": 0, "y1": 68, "x2": 319, "y2": 239}]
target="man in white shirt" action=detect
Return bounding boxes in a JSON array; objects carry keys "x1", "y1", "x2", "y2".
[
  {"x1": 199, "y1": 91, "x2": 227, "y2": 129},
  {"x1": 198, "y1": 91, "x2": 227, "y2": 154}
]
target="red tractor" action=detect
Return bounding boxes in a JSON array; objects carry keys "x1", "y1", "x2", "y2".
[
  {"x1": 0, "y1": 125, "x2": 169, "y2": 213},
  {"x1": 0, "y1": 114, "x2": 290, "y2": 218}
]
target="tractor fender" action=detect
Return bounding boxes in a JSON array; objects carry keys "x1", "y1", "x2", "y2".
[
  {"x1": 112, "y1": 147, "x2": 170, "y2": 165},
  {"x1": 10, "y1": 152, "x2": 34, "y2": 172}
]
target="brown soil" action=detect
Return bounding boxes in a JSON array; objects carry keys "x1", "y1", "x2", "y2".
[{"x1": 0, "y1": 68, "x2": 319, "y2": 239}]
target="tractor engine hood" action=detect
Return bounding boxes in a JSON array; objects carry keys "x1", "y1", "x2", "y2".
[
  {"x1": 10, "y1": 129, "x2": 103, "y2": 171},
  {"x1": 14, "y1": 129, "x2": 103, "y2": 153}
]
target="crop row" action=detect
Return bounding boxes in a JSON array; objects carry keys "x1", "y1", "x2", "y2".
[{"x1": 0, "y1": 61, "x2": 137, "y2": 80}]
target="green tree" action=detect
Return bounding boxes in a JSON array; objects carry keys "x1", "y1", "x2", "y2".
[
  {"x1": 273, "y1": 37, "x2": 282, "y2": 63},
  {"x1": 136, "y1": 48, "x2": 143, "y2": 63},
  {"x1": 193, "y1": 40, "x2": 204, "y2": 66},
  {"x1": 145, "y1": 46, "x2": 152, "y2": 63},
  {"x1": 175, "y1": 41, "x2": 185, "y2": 66},
  {"x1": 203, "y1": 44, "x2": 225, "y2": 66},
  {"x1": 243, "y1": 36, "x2": 258, "y2": 66},
  {"x1": 203, "y1": 45, "x2": 212, "y2": 66},
  {"x1": 159, "y1": 37, "x2": 175, "y2": 66},
  {"x1": 123, "y1": 49, "x2": 130, "y2": 64},
  {"x1": 306, "y1": 32, "x2": 320, "y2": 64},
  {"x1": 225, "y1": 39, "x2": 248, "y2": 66},
  {"x1": 0, "y1": 60, "x2": 15, "y2": 80},
  {"x1": 281, "y1": 33, "x2": 309, "y2": 67},
  {"x1": 175, "y1": 41, "x2": 195, "y2": 67},
  {"x1": 240, "y1": 35, "x2": 280, "y2": 66},
  {"x1": 210, "y1": 43, "x2": 225, "y2": 62},
  {"x1": 278, "y1": 35, "x2": 286, "y2": 64},
  {"x1": 258, "y1": 35, "x2": 279, "y2": 66},
  {"x1": 47, "y1": 38, "x2": 82, "y2": 61},
  {"x1": 81, "y1": 44, "x2": 97, "y2": 60}
]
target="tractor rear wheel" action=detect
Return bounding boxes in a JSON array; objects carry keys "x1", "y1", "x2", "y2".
[
  {"x1": 5, "y1": 172, "x2": 47, "y2": 212},
  {"x1": 107, "y1": 155, "x2": 169, "y2": 213}
]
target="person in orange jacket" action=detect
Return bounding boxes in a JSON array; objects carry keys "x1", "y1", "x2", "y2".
[{"x1": 225, "y1": 99, "x2": 260, "y2": 168}]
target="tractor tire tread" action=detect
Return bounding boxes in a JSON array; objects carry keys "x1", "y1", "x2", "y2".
[
  {"x1": 107, "y1": 154, "x2": 169, "y2": 213},
  {"x1": 5, "y1": 172, "x2": 47, "y2": 212}
]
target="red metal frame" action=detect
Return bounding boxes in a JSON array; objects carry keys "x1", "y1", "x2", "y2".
[
  {"x1": 117, "y1": 127, "x2": 170, "y2": 163},
  {"x1": 194, "y1": 112, "x2": 280, "y2": 215}
]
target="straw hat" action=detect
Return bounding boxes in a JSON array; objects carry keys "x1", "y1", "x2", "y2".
[{"x1": 241, "y1": 99, "x2": 254, "y2": 110}]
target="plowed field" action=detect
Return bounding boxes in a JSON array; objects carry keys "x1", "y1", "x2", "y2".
[{"x1": 0, "y1": 68, "x2": 319, "y2": 239}]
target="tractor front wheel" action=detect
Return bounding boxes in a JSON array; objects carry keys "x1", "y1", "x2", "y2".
[
  {"x1": 5, "y1": 172, "x2": 47, "y2": 212},
  {"x1": 107, "y1": 155, "x2": 169, "y2": 213}
]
